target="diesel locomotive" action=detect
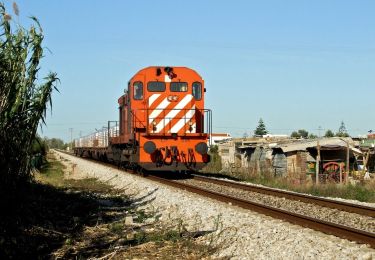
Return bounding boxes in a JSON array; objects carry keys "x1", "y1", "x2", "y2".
[{"x1": 74, "y1": 66, "x2": 212, "y2": 171}]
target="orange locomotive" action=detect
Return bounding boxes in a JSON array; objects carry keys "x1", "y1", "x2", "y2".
[{"x1": 74, "y1": 66, "x2": 212, "y2": 172}]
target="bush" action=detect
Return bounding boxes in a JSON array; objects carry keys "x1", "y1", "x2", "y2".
[{"x1": 201, "y1": 145, "x2": 222, "y2": 173}]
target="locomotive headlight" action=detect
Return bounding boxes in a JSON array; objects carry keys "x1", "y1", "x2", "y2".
[
  {"x1": 188, "y1": 121, "x2": 193, "y2": 126},
  {"x1": 168, "y1": 95, "x2": 178, "y2": 101},
  {"x1": 144, "y1": 141, "x2": 156, "y2": 154},
  {"x1": 195, "y1": 142, "x2": 208, "y2": 155}
]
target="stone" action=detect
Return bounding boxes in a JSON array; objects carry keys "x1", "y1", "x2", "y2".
[
  {"x1": 362, "y1": 252, "x2": 373, "y2": 260},
  {"x1": 124, "y1": 216, "x2": 133, "y2": 225}
]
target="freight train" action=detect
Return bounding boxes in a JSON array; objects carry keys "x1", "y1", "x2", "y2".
[{"x1": 74, "y1": 66, "x2": 212, "y2": 172}]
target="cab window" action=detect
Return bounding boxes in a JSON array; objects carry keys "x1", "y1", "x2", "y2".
[
  {"x1": 192, "y1": 82, "x2": 202, "y2": 100},
  {"x1": 170, "y1": 82, "x2": 188, "y2": 92},
  {"x1": 147, "y1": 81, "x2": 165, "y2": 92},
  {"x1": 133, "y1": 81, "x2": 143, "y2": 100}
]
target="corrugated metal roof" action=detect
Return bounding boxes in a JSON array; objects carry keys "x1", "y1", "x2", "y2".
[
  {"x1": 234, "y1": 137, "x2": 360, "y2": 154},
  {"x1": 279, "y1": 138, "x2": 351, "y2": 153}
]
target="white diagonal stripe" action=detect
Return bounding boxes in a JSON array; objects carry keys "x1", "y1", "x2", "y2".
[
  {"x1": 170, "y1": 105, "x2": 196, "y2": 133},
  {"x1": 155, "y1": 95, "x2": 193, "y2": 132},
  {"x1": 148, "y1": 97, "x2": 170, "y2": 124},
  {"x1": 148, "y1": 94, "x2": 161, "y2": 107}
]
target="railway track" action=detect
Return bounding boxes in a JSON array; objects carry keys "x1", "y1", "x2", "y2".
[
  {"x1": 146, "y1": 174, "x2": 375, "y2": 248},
  {"x1": 55, "y1": 150, "x2": 375, "y2": 248},
  {"x1": 191, "y1": 174, "x2": 375, "y2": 218}
]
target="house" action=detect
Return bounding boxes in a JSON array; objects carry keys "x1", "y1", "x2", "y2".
[{"x1": 210, "y1": 133, "x2": 232, "y2": 144}]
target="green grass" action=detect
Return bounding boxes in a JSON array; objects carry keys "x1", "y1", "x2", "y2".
[
  {"x1": 109, "y1": 222, "x2": 125, "y2": 234},
  {"x1": 209, "y1": 170, "x2": 375, "y2": 203},
  {"x1": 202, "y1": 146, "x2": 222, "y2": 173},
  {"x1": 298, "y1": 183, "x2": 375, "y2": 202},
  {"x1": 38, "y1": 154, "x2": 113, "y2": 193},
  {"x1": 37, "y1": 157, "x2": 65, "y2": 186},
  {"x1": 134, "y1": 209, "x2": 152, "y2": 223}
]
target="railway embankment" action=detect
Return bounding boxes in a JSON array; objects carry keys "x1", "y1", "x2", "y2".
[
  {"x1": 176, "y1": 178, "x2": 375, "y2": 233},
  {"x1": 55, "y1": 150, "x2": 375, "y2": 259}
]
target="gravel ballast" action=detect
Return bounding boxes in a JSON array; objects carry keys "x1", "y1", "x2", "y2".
[
  {"x1": 55, "y1": 151, "x2": 375, "y2": 259},
  {"x1": 176, "y1": 179, "x2": 375, "y2": 233}
]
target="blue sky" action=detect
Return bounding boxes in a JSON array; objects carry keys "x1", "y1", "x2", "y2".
[{"x1": 4, "y1": 1, "x2": 375, "y2": 141}]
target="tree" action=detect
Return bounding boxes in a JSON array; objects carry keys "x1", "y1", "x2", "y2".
[
  {"x1": 0, "y1": 4, "x2": 59, "y2": 189},
  {"x1": 324, "y1": 129, "x2": 334, "y2": 137},
  {"x1": 290, "y1": 129, "x2": 309, "y2": 139},
  {"x1": 308, "y1": 133, "x2": 318, "y2": 139},
  {"x1": 336, "y1": 121, "x2": 349, "y2": 137},
  {"x1": 298, "y1": 129, "x2": 309, "y2": 138},
  {"x1": 291, "y1": 131, "x2": 300, "y2": 138},
  {"x1": 44, "y1": 137, "x2": 67, "y2": 150},
  {"x1": 254, "y1": 118, "x2": 268, "y2": 136}
]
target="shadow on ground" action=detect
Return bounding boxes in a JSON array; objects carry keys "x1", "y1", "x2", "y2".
[
  {"x1": 0, "y1": 181, "x2": 136, "y2": 259},
  {"x1": 146, "y1": 170, "x2": 241, "y2": 181}
]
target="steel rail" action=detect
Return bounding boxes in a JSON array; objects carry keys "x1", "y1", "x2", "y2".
[
  {"x1": 192, "y1": 174, "x2": 375, "y2": 218},
  {"x1": 147, "y1": 175, "x2": 375, "y2": 248}
]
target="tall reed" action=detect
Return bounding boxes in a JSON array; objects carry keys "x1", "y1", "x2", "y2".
[{"x1": 0, "y1": 3, "x2": 58, "y2": 191}]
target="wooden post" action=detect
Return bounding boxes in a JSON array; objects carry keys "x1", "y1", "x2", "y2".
[
  {"x1": 346, "y1": 141, "x2": 350, "y2": 185},
  {"x1": 362, "y1": 151, "x2": 370, "y2": 176},
  {"x1": 316, "y1": 140, "x2": 320, "y2": 185},
  {"x1": 339, "y1": 164, "x2": 342, "y2": 184}
]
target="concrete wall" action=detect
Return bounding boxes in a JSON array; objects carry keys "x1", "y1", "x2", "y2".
[{"x1": 218, "y1": 141, "x2": 236, "y2": 170}]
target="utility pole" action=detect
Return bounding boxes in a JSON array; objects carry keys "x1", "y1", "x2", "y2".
[
  {"x1": 318, "y1": 126, "x2": 322, "y2": 138},
  {"x1": 69, "y1": 128, "x2": 73, "y2": 151},
  {"x1": 346, "y1": 141, "x2": 350, "y2": 185}
]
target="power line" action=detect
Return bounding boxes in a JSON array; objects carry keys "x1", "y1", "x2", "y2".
[{"x1": 46, "y1": 122, "x2": 109, "y2": 126}]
